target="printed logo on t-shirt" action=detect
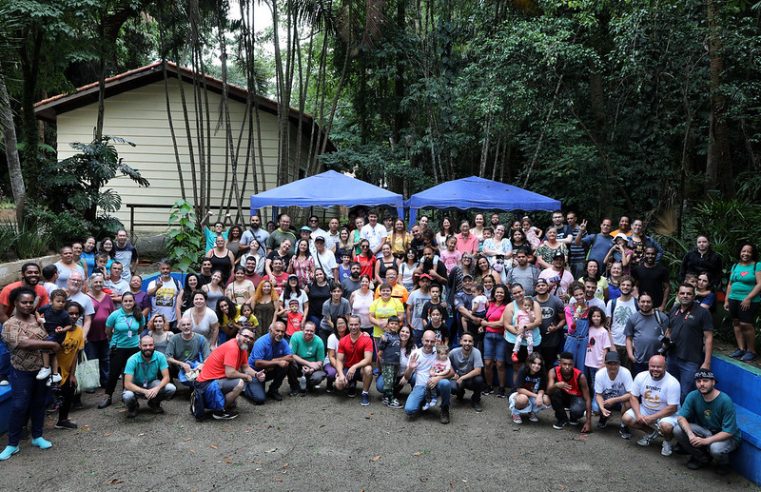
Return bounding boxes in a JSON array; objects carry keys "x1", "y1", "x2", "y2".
[{"x1": 154, "y1": 286, "x2": 176, "y2": 307}]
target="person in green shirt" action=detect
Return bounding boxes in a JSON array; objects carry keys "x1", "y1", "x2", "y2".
[
  {"x1": 288, "y1": 322, "x2": 326, "y2": 395},
  {"x1": 672, "y1": 369, "x2": 741, "y2": 475},
  {"x1": 122, "y1": 336, "x2": 176, "y2": 418}
]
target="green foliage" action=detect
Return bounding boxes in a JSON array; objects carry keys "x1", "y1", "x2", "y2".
[
  {"x1": 0, "y1": 223, "x2": 17, "y2": 261},
  {"x1": 41, "y1": 136, "x2": 148, "y2": 233},
  {"x1": 24, "y1": 202, "x2": 92, "y2": 250},
  {"x1": 166, "y1": 199, "x2": 203, "y2": 273}
]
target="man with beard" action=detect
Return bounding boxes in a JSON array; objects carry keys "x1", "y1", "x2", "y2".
[
  {"x1": 569, "y1": 277, "x2": 606, "y2": 311},
  {"x1": 240, "y1": 214, "x2": 269, "y2": 257},
  {"x1": 548, "y1": 352, "x2": 593, "y2": 433},
  {"x1": 671, "y1": 369, "x2": 741, "y2": 474},
  {"x1": 625, "y1": 293, "x2": 667, "y2": 375},
  {"x1": 240, "y1": 256, "x2": 263, "y2": 287},
  {"x1": 341, "y1": 262, "x2": 362, "y2": 298},
  {"x1": 122, "y1": 336, "x2": 176, "y2": 417},
  {"x1": 606, "y1": 275, "x2": 638, "y2": 367},
  {"x1": 665, "y1": 283, "x2": 713, "y2": 402},
  {"x1": 449, "y1": 333, "x2": 484, "y2": 412},
  {"x1": 534, "y1": 278, "x2": 566, "y2": 367},
  {"x1": 197, "y1": 327, "x2": 264, "y2": 419},
  {"x1": 266, "y1": 213, "x2": 297, "y2": 255},
  {"x1": 632, "y1": 247, "x2": 670, "y2": 311},
  {"x1": 679, "y1": 235, "x2": 723, "y2": 289},
  {"x1": 247, "y1": 321, "x2": 293, "y2": 403},
  {"x1": 622, "y1": 355, "x2": 680, "y2": 456},
  {"x1": 114, "y1": 229, "x2": 138, "y2": 280},
  {"x1": 0, "y1": 262, "x2": 50, "y2": 322},
  {"x1": 506, "y1": 250, "x2": 539, "y2": 296}
]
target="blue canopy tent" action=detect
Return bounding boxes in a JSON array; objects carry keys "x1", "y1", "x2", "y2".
[
  {"x1": 249, "y1": 170, "x2": 405, "y2": 219},
  {"x1": 406, "y1": 176, "x2": 561, "y2": 225}
]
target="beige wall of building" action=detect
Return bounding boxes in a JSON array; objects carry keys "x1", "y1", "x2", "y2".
[{"x1": 54, "y1": 77, "x2": 311, "y2": 233}]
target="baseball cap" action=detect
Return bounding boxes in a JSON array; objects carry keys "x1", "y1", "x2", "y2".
[
  {"x1": 315, "y1": 236, "x2": 325, "y2": 242},
  {"x1": 300, "y1": 226, "x2": 311, "y2": 232},
  {"x1": 604, "y1": 352, "x2": 621, "y2": 364},
  {"x1": 694, "y1": 368, "x2": 716, "y2": 381},
  {"x1": 535, "y1": 278, "x2": 548, "y2": 286},
  {"x1": 419, "y1": 273, "x2": 432, "y2": 280}
]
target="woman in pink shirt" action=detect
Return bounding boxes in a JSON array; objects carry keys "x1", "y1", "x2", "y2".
[{"x1": 455, "y1": 220, "x2": 478, "y2": 255}]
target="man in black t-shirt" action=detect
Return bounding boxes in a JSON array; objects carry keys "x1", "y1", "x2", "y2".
[
  {"x1": 534, "y1": 279, "x2": 566, "y2": 367},
  {"x1": 632, "y1": 247, "x2": 670, "y2": 311}
]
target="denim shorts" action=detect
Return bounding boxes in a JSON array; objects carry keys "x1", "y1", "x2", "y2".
[{"x1": 483, "y1": 332, "x2": 507, "y2": 362}]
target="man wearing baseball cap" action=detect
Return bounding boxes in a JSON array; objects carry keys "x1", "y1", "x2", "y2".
[
  {"x1": 593, "y1": 351, "x2": 634, "y2": 438},
  {"x1": 671, "y1": 369, "x2": 741, "y2": 475}
]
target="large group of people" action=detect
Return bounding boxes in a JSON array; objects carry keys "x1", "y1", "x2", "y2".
[{"x1": 0, "y1": 212, "x2": 755, "y2": 476}]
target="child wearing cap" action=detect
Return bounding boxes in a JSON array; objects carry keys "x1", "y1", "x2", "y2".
[{"x1": 285, "y1": 298, "x2": 304, "y2": 339}]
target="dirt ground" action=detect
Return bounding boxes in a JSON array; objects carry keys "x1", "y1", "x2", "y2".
[{"x1": 2, "y1": 384, "x2": 755, "y2": 492}]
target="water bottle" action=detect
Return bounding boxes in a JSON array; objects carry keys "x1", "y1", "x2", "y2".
[{"x1": 298, "y1": 375, "x2": 307, "y2": 391}]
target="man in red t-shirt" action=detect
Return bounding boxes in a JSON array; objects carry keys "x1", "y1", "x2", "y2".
[
  {"x1": 0, "y1": 262, "x2": 50, "y2": 322},
  {"x1": 335, "y1": 314, "x2": 374, "y2": 405},
  {"x1": 547, "y1": 352, "x2": 592, "y2": 433},
  {"x1": 197, "y1": 327, "x2": 264, "y2": 419}
]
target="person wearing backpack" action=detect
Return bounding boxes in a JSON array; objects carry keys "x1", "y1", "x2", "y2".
[
  {"x1": 624, "y1": 293, "x2": 669, "y2": 376},
  {"x1": 606, "y1": 275, "x2": 638, "y2": 369}
]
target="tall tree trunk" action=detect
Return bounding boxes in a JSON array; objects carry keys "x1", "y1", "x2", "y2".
[
  {"x1": 162, "y1": 60, "x2": 186, "y2": 200},
  {"x1": 705, "y1": 0, "x2": 732, "y2": 195},
  {"x1": 0, "y1": 73, "x2": 26, "y2": 223},
  {"x1": 19, "y1": 27, "x2": 42, "y2": 196}
]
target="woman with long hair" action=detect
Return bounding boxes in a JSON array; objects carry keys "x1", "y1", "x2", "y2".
[
  {"x1": 435, "y1": 217, "x2": 454, "y2": 251},
  {"x1": 253, "y1": 280, "x2": 279, "y2": 338},
  {"x1": 98, "y1": 291, "x2": 145, "y2": 409},
  {"x1": 288, "y1": 238, "x2": 315, "y2": 288}
]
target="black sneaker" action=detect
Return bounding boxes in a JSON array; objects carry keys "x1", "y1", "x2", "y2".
[
  {"x1": 455, "y1": 389, "x2": 465, "y2": 401},
  {"x1": 347, "y1": 386, "x2": 357, "y2": 398},
  {"x1": 288, "y1": 387, "x2": 300, "y2": 397},
  {"x1": 553, "y1": 420, "x2": 568, "y2": 430},
  {"x1": 267, "y1": 390, "x2": 283, "y2": 401},
  {"x1": 597, "y1": 416, "x2": 608, "y2": 429},
  {"x1": 127, "y1": 407, "x2": 138, "y2": 418},
  {"x1": 471, "y1": 400, "x2": 483, "y2": 413},
  {"x1": 686, "y1": 457, "x2": 707, "y2": 470},
  {"x1": 54, "y1": 419, "x2": 78, "y2": 430},
  {"x1": 149, "y1": 403, "x2": 165, "y2": 414},
  {"x1": 212, "y1": 411, "x2": 238, "y2": 420},
  {"x1": 440, "y1": 406, "x2": 450, "y2": 424},
  {"x1": 495, "y1": 387, "x2": 506, "y2": 398},
  {"x1": 482, "y1": 385, "x2": 493, "y2": 396}
]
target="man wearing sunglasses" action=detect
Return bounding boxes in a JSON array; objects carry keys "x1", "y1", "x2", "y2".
[{"x1": 196, "y1": 327, "x2": 265, "y2": 419}]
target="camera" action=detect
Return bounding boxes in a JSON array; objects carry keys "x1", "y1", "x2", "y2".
[{"x1": 658, "y1": 336, "x2": 673, "y2": 355}]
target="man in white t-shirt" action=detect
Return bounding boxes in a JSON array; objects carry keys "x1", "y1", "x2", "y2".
[
  {"x1": 402, "y1": 330, "x2": 453, "y2": 424},
  {"x1": 312, "y1": 237, "x2": 338, "y2": 280},
  {"x1": 622, "y1": 354, "x2": 680, "y2": 456},
  {"x1": 360, "y1": 211, "x2": 388, "y2": 257},
  {"x1": 594, "y1": 351, "x2": 633, "y2": 438},
  {"x1": 605, "y1": 275, "x2": 637, "y2": 365}
]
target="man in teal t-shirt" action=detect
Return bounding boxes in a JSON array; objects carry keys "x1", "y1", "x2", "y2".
[
  {"x1": 673, "y1": 369, "x2": 741, "y2": 475},
  {"x1": 122, "y1": 336, "x2": 176, "y2": 417},
  {"x1": 288, "y1": 322, "x2": 326, "y2": 395}
]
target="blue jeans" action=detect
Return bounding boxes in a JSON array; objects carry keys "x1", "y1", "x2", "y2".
[
  {"x1": 667, "y1": 357, "x2": 700, "y2": 403},
  {"x1": 7, "y1": 368, "x2": 50, "y2": 446},
  {"x1": 483, "y1": 332, "x2": 507, "y2": 362},
  {"x1": 244, "y1": 366, "x2": 287, "y2": 404},
  {"x1": 85, "y1": 340, "x2": 110, "y2": 388},
  {"x1": 404, "y1": 379, "x2": 451, "y2": 415}
]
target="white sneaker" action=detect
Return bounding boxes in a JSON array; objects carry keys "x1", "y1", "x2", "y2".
[
  {"x1": 36, "y1": 367, "x2": 51, "y2": 380},
  {"x1": 422, "y1": 401, "x2": 431, "y2": 411},
  {"x1": 0, "y1": 380, "x2": 9, "y2": 386},
  {"x1": 50, "y1": 373, "x2": 62, "y2": 383},
  {"x1": 661, "y1": 440, "x2": 673, "y2": 457},
  {"x1": 429, "y1": 397, "x2": 438, "y2": 408}
]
